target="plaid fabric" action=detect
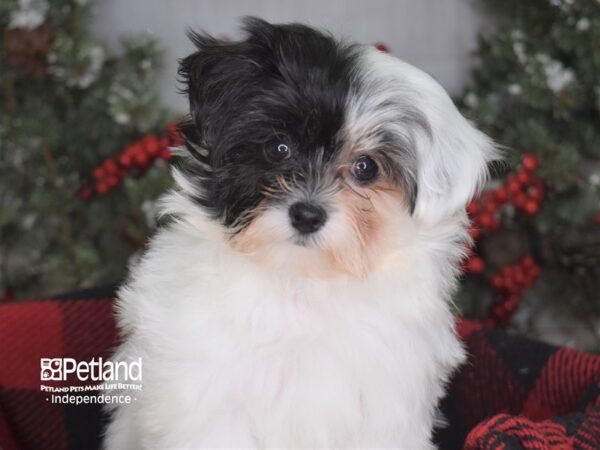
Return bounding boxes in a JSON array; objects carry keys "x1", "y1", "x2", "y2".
[
  {"x1": 0, "y1": 296, "x2": 598, "y2": 450},
  {"x1": 0, "y1": 294, "x2": 117, "y2": 450},
  {"x1": 437, "y1": 322, "x2": 600, "y2": 449}
]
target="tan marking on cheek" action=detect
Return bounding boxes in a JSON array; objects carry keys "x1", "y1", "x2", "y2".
[
  {"x1": 228, "y1": 203, "x2": 272, "y2": 255},
  {"x1": 365, "y1": 182, "x2": 411, "y2": 270},
  {"x1": 323, "y1": 181, "x2": 407, "y2": 277},
  {"x1": 226, "y1": 180, "x2": 410, "y2": 279},
  {"x1": 321, "y1": 188, "x2": 371, "y2": 277}
]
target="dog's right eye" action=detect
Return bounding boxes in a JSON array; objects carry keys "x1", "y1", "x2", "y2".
[
  {"x1": 351, "y1": 155, "x2": 379, "y2": 183},
  {"x1": 264, "y1": 141, "x2": 291, "y2": 162}
]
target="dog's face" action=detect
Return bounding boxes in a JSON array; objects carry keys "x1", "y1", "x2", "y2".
[{"x1": 176, "y1": 18, "x2": 496, "y2": 278}]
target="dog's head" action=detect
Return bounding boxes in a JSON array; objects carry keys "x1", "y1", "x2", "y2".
[{"x1": 175, "y1": 18, "x2": 497, "y2": 278}]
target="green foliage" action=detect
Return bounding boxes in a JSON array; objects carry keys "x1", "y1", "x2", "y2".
[
  {"x1": 464, "y1": 0, "x2": 599, "y2": 197},
  {"x1": 0, "y1": 0, "x2": 171, "y2": 296},
  {"x1": 459, "y1": 0, "x2": 600, "y2": 343}
]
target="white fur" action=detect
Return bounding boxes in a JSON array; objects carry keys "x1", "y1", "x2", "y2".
[
  {"x1": 347, "y1": 49, "x2": 497, "y2": 224},
  {"x1": 104, "y1": 47, "x2": 497, "y2": 449}
]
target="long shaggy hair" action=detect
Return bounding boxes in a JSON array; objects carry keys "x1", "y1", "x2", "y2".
[{"x1": 104, "y1": 18, "x2": 498, "y2": 449}]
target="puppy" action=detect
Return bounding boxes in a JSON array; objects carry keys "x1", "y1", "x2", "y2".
[{"x1": 104, "y1": 18, "x2": 497, "y2": 449}]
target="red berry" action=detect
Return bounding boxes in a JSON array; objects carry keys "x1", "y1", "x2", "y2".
[
  {"x1": 469, "y1": 227, "x2": 481, "y2": 240},
  {"x1": 374, "y1": 43, "x2": 389, "y2": 53},
  {"x1": 479, "y1": 213, "x2": 493, "y2": 230},
  {"x1": 144, "y1": 135, "x2": 161, "y2": 156},
  {"x1": 594, "y1": 213, "x2": 600, "y2": 225},
  {"x1": 125, "y1": 145, "x2": 136, "y2": 157},
  {"x1": 169, "y1": 132, "x2": 184, "y2": 146},
  {"x1": 514, "y1": 192, "x2": 527, "y2": 209},
  {"x1": 466, "y1": 256, "x2": 486, "y2": 274},
  {"x1": 119, "y1": 153, "x2": 133, "y2": 167},
  {"x1": 495, "y1": 187, "x2": 509, "y2": 203},
  {"x1": 104, "y1": 159, "x2": 118, "y2": 175},
  {"x1": 160, "y1": 148, "x2": 174, "y2": 161},
  {"x1": 514, "y1": 270, "x2": 526, "y2": 286},
  {"x1": 130, "y1": 143, "x2": 144, "y2": 155},
  {"x1": 166, "y1": 125, "x2": 184, "y2": 146},
  {"x1": 484, "y1": 200, "x2": 498, "y2": 214},
  {"x1": 524, "y1": 199, "x2": 540, "y2": 215},
  {"x1": 522, "y1": 256, "x2": 535, "y2": 268},
  {"x1": 530, "y1": 266, "x2": 542, "y2": 278},
  {"x1": 522, "y1": 153, "x2": 538, "y2": 172},
  {"x1": 517, "y1": 170, "x2": 531, "y2": 185},
  {"x1": 106, "y1": 175, "x2": 120, "y2": 188},
  {"x1": 490, "y1": 275, "x2": 504, "y2": 290},
  {"x1": 93, "y1": 166, "x2": 105, "y2": 180},
  {"x1": 504, "y1": 295, "x2": 520, "y2": 311},
  {"x1": 507, "y1": 178, "x2": 521, "y2": 194},
  {"x1": 166, "y1": 122, "x2": 179, "y2": 137},
  {"x1": 466, "y1": 199, "x2": 480, "y2": 216},
  {"x1": 134, "y1": 152, "x2": 149, "y2": 168},
  {"x1": 96, "y1": 183, "x2": 109, "y2": 195}
]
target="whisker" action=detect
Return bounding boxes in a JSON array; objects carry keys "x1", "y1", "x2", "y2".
[
  {"x1": 276, "y1": 175, "x2": 293, "y2": 193},
  {"x1": 342, "y1": 179, "x2": 371, "y2": 201}
]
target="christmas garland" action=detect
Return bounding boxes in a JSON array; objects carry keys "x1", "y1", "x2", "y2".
[{"x1": 79, "y1": 123, "x2": 182, "y2": 199}]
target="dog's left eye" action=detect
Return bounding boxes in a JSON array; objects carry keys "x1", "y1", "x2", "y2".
[
  {"x1": 351, "y1": 155, "x2": 379, "y2": 183},
  {"x1": 264, "y1": 141, "x2": 291, "y2": 162}
]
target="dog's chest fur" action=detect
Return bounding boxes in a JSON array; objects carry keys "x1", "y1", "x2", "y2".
[{"x1": 108, "y1": 223, "x2": 465, "y2": 449}]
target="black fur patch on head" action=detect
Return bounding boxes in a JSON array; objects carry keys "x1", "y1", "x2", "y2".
[{"x1": 177, "y1": 17, "x2": 359, "y2": 228}]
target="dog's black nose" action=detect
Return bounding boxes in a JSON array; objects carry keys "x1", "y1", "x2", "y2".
[{"x1": 289, "y1": 202, "x2": 327, "y2": 234}]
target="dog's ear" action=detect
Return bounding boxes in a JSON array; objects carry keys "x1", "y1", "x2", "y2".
[
  {"x1": 174, "y1": 19, "x2": 279, "y2": 207},
  {"x1": 178, "y1": 21, "x2": 271, "y2": 152},
  {"x1": 412, "y1": 91, "x2": 499, "y2": 224},
  {"x1": 354, "y1": 50, "x2": 499, "y2": 223}
]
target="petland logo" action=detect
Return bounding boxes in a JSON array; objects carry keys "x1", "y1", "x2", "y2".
[{"x1": 40, "y1": 358, "x2": 142, "y2": 382}]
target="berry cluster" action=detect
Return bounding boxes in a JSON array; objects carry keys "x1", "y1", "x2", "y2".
[
  {"x1": 466, "y1": 153, "x2": 543, "y2": 240},
  {"x1": 79, "y1": 123, "x2": 182, "y2": 199},
  {"x1": 486, "y1": 256, "x2": 542, "y2": 326},
  {"x1": 463, "y1": 153, "x2": 543, "y2": 273},
  {"x1": 462, "y1": 153, "x2": 545, "y2": 326}
]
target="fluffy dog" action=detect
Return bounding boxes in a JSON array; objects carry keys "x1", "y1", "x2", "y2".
[{"x1": 104, "y1": 18, "x2": 497, "y2": 449}]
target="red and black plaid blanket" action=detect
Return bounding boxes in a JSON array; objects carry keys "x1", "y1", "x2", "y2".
[{"x1": 0, "y1": 291, "x2": 598, "y2": 450}]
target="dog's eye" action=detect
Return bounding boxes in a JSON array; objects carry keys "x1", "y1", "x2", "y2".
[
  {"x1": 264, "y1": 141, "x2": 291, "y2": 162},
  {"x1": 351, "y1": 155, "x2": 378, "y2": 183}
]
